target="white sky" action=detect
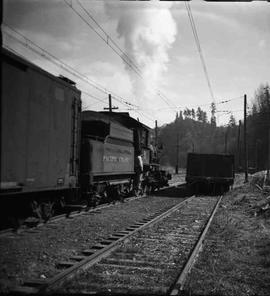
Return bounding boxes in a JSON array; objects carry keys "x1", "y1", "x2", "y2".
[{"x1": 3, "y1": 0, "x2": 270, "y2": 128}]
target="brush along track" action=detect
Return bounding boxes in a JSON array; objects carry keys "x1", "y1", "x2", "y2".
[{"x1": 14, "y1": 195, "x2": 221, "y2": 295}]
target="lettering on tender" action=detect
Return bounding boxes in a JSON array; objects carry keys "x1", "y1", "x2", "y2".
[{"x1": 103, "y1": 155, "x2": 129, "y2": 163}]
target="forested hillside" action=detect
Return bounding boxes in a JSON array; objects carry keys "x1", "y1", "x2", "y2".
[{"x1": 157, "y1": 84, "x2": 270, "y2": 171}]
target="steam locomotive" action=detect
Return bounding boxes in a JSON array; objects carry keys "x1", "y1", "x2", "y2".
[{"x1": 1, "y1": 48, "x2": 170, "y2": 225}]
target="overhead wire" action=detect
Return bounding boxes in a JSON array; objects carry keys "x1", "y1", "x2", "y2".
[
  {"x1": 76, "y1": 0, "x2": 142, "y2": 74},
  {"x1": 64, "y1": 0, "x2": 177, "y2": 111},
  {"x1": 3, "y1": 24, "x2": 158, "y2": 124},
  {"x1": 3, "y1": 24, "x2": 141, "y2": 110},
  {"x1": 81, "y1": 91, "x2": 108, "y2": 104},
  {"x1": 63, "y1": 0, "x2": 143, "y2": 79},
  {"x1": 185, "y1": 1, "x2": 215, "y2": 103},
  {"x1": 150, "y1": 95, "x2": 244, "y2": 112},
  {"x1": 55, "y1": 1, "x2": 243, "y2": 124}
]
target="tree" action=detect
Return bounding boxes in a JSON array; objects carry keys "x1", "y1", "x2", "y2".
[
  {"x1": 247, "y1": 83, "x2": 270, "y2": 171},
  {"x1": 179, "y1": 110, "x2": 183, "y2": 121},
  {"x1": 228, "y1": 114, "x2": 236, "y2": 127},
  {"x1": 191, "y1": 108, "x2": 196, "y2": 120},
  {"x1": 175, "y1": 112, "x2": 179, "y2": 122},
  {"x1": 183, "y1": 108, "x2": 192, "y2": 119},
  {"x1": 196, "y1": 107, "x2": 203, "y2": 121},
  {"x1": 202, "y1": 111, "x2": 208, "y2": 123}
]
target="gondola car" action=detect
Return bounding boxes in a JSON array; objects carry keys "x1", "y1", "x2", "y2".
[{"x1": 186, "y1": 153, "x2": 235, "y2": 194}]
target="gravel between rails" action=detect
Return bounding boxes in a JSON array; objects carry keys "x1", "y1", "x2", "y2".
[
  {"x1": 0, "y1": 195, "x2": 184, "y2": 293},
  {"x1": 57, "y1": 196, "x2": 218, "y2": 295}
]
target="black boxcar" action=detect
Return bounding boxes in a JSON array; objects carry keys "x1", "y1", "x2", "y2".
[{"x1": 186, "y1": 153, "x2": 235, "y2": 194}]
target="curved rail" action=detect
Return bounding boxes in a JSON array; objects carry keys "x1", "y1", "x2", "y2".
[
  {"x1": 0, "y1": 182, "x2": 183, "y2": 238},
  {"x1": 169, "y1": 195, "x2": 223, "y2": 295},
  {"x1": 11, "y1": 196, "x2": 191, "y2": 294}
]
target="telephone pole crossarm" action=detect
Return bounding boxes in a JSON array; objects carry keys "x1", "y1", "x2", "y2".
[{"x1": 104, "y1": 94, "x2": 119, "y2": 112}]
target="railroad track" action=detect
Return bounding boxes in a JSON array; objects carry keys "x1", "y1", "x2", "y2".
[
  {"x1": 0, "y1": 182, "x2": 183, "y2": 238},
  {"x1": 0, "y1": 194, "x2": 146, "y2": 238},
  {"x1": 12, "y1": 195, "x2": 222, "y2": 295}
]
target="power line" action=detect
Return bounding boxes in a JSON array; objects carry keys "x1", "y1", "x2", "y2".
[
  {"x1": 151, "y1": 95, "x2": 243, "y2": 111},
  {"x1": 4, "y1": 26, "x2": 107, "y2": 94},
  {"x1": 216, "y1": 110, "x2": 243, "y2": 113},
  {"x1": 63, "y1": 0, "x2": 143, "y2": 79},
  {"x1": 64, "y1": 0, "x2": 177, "y2": 111},
  {"x1": 81, "y1": 90, "x2": 108, "y2": 103},
  {"x1": 185, "y1": 1, "x2": 215, "y2": 102},
  {"x1": 3, "y1": 26, "x2": 158, "y2": 124},
  {"x1": 3, "y1": 24, "x2": 140, "y2": 110},
  {"x1": 76, "y1": 0, "x2": 142, "y2": 74}
]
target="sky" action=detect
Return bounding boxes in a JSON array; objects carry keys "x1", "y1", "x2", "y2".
[{"x1": 3, "y1": 0, "x2": 270, "y2": 128}]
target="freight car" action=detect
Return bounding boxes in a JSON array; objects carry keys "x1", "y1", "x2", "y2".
[
  {"x1": 186, "y1": 153, "x2": 235, "y2": 194},
  {"x1": 1, "y1": 49, "x2": 168, "y2": 227},
  {"x1": 1, "y1": 48, "x2": 81, "y2": 225}
]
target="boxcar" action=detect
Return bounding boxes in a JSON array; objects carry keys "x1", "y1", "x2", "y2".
[
  {"x1": 186, "y1": 153, "x2": 235, "y2": 194},
  {"x1": 1, "y1": 49, "x2": 81, "y2": 203}
]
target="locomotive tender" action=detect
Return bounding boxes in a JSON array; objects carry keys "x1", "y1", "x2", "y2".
[
  {"x1": 80, "y1": 110, "x2": 152, "y2": 204},
  {"x1": 1, "y1": 48, "x2": 164, "y2": 224}
]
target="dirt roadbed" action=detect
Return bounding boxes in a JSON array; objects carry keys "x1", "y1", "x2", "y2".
[
  {"x1": 0, "y1": 196, "x2": 183, "y2": 293},
  {"x1": 185, "y1": 183, "x2": 270, "y2": 296}
]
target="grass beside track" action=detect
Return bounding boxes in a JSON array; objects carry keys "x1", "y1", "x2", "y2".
[{"x1": 184, "y1": 183, "x2": 270, "y2": 296}]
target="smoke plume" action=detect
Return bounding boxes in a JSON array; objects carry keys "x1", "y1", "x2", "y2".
[{"x1": 105, "y1": 2, "x2": 177, "y2": 104}]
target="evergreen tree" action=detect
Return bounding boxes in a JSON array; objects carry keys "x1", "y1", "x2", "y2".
[
  {"x1": 196, "y1": 107, "x2": 203, "y2": 121},
  {"x1": 202, "y1": 111, "x2": 208, "y2": 123},
  {"x1": 191, "y1": 108, "x2": 196, "y2": 120},
  {"x1": 179, "y1": 110, "x2": 183, "y2": 121},
  {"x1": 158, "y1": 83, "x2": 269, "y2": 170},
  {"x1": 228, "y1": 114, "x2": 236, "y2": 127}
]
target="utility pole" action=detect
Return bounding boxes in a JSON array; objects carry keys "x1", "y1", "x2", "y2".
[
  {"x1": 103, "y1": 94, "x2": 118, "y2": 112},
  {"x1": 237, "y1": 120, "x2": 241, "y2": 171},
  {"x1": 255, "y1": 140, "x2": 259, "y2": 172},
  {"x1": 155, "y1": 120, "x2": 158, "y2": 148},
  {"x1": 224, "y1": 127, "x2": 228, "y2": 153},
  {"x1": 155, "y1": 120, "x2": 158, "y2": 163},
  {"x1": 267, "y1": 128, "x2": 270, "y2": 179},
  {"x1": 175, "y1": 132, "x2": 179, "y2": 174},
  {"x1": 244, "y1": 94, "x2": 248, "y2": 183},
  {"x1": 0, "y1": 0, "x2": 2, "y2": 48},
  {"x1": 266, "y1": 87, "x2": 270, "y2": 180}
]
